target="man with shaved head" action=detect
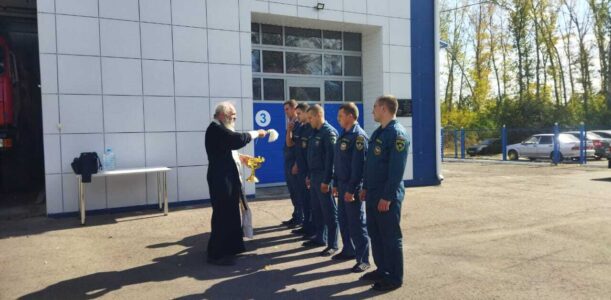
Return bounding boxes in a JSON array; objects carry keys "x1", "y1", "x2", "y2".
[{"x1": 303, "y1": 104, "x2": 340, "y2": 257}]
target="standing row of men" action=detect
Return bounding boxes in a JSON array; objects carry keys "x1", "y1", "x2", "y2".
[{"x1": 282, "y1": 96, "x2": 410, "y2": 292}]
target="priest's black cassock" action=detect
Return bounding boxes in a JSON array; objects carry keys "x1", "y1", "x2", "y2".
[{"x1": 205, "y1": 120, "x2": 256, "y2": 261}]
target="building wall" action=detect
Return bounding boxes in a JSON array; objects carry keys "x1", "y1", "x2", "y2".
[{"x1": 38, "y1": 0, "x2": 414, "y2": 215}]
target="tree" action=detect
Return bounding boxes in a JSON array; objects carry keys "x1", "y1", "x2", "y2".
[
  {"x1": 537, "y1": 0, "x2": 564, "y2": 108},
  {"x1": 564, "y1": 0, "x2": 594, "y2": 121},
  {"x1": 469, "y1": 3, "x2": 493, "y2": 111},
  {"x1": 488, "y1": 7, "x2": 505, "y2": 108},
  {"x1": 440, "y1": 0, "x2": 611, "y2": 129},
  {"x1": 587, "y1": 0, "x2": 610, "y2": 96},
  {"x1": 509, "y1": 0, "x2": 533, "y2": 103},
  {"x1": 442, "y1": 1, "x2": 474, "y2": 111},
  {"x1": 608, "y1": 31, "x2": 611, "y2": 109}
]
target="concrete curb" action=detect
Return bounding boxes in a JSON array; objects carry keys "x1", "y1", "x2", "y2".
[{"x1": 442, "y1": 158, "x2": 610, "y2": 169}]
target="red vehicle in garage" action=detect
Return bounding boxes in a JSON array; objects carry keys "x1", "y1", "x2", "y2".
[{"x1": 0, "y1": 36, "x2": 18, "y2": 151}]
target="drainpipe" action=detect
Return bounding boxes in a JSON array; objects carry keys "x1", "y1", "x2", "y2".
[{"x1": 434, "y1": 0, "x2": 444, "y2": 182}]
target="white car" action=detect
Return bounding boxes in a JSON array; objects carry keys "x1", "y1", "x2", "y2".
[
  {"x1": 590, "y1": 130, "x2": 611, "y2": 140},
  {"x1": 506, "y1": 133, "x2": 595, "y2": 161}
]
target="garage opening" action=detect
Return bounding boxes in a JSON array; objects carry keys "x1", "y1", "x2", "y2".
[{"x1": 0, "y1": 0, "x2": 45, "y2": 217}]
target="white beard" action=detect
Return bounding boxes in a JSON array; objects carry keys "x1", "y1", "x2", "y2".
[{"x1": 222, "y1": 119, "x2": 236, "y2": 131}]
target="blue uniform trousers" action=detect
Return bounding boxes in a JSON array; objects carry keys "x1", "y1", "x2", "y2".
[
  {"x1": 296, "y1": 172, "x2": 313, "y2": 233},
  {"x1": 337, "y1": 181, "x2": 370, "y2": 264},
  {"x1": 310, "y1": 171, "x2": 338, "y2": 248},
  {"x1": 285, "y1": 163, "x2": 303, "y2": 223},
  {"x1": 366, "y1": 189, "x2": 403, "y2": 284}
]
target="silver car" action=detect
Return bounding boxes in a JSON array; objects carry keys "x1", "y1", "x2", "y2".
[
  {"x1": 506, "y1": 133, "x2": 595, "y2": 161},
  {"x1": 563, "y1": 131, "x2": 610, "y2": 160}
]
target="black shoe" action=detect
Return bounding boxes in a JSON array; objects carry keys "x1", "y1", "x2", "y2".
[
  {"x1": 302, "y1": 240, "x2": 325, "y2": 248},
  {"x1": 371, "y1": 279, "x2": 402, "y2": 292},
  {"x1": 300, "y1": 234, "x2": 316, "y2": 241},
  {"x1": 359, "y1": 270, "x2": 384, "y2": 281},
  {"x1": 351, "y1": 262, "x2": 370, "y2": 273},
  {"x1": 281, "y1": 218, "x2": 295, "y2": 225},
  {"x1": 331, "y1": 252, "x2": 356, "y2": 260},
  {"x1": 287, "y1": 221, "x2": 302, "y2": 229},
  {"x1": 320, "y1": 247, "x2": 338, "y2": 257},
  {"x1": 207, "y1": 256, "x2": 236, "y2": 266},
  {"x1": 291, "y1": 227, "x2": 306, "y2": 235}
]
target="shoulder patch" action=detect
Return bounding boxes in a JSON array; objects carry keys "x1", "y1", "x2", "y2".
[
  {"x1": 330, "y1": 135, "x2": 337, "y2": 144},
  {"x1": 356, "y1": 135, "x2": 365, "y2": 151},
  {"x1": 396, "y1": 139, "x2": 407, "y2": 152}
]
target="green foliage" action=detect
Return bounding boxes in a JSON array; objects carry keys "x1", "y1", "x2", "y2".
[{"x1": 441, "y1": 0, "x2": 611, "y2": 131}]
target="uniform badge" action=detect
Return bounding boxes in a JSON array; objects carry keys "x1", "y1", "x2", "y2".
[
  {"x1": 396, "y1": 139, "x2": 407, "y2": 152},
  {"x1": 355, "y1": 136, "x2": 365, "y2": 151},
  {"x1": 330, "y1": 135, "x2": 337, "y2": 144},
  {"x1": 340, "y1": 142, "x2": 348, "y2": 151},
  {"x1": 374, "y1": 145, "x2": 382, "y2": 156},
  {"x1": 301, "y1": 140, "x2": 307, "y2": 148}
]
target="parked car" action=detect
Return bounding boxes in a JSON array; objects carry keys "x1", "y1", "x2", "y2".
[
  {"x1": 562, "y1": 131, "x2": 610, "y2": 160},
  {"x1": 590, "y1": 130, "x2": 611, "y2": 161},
  {"x1": 506, "y1": 133, "x2": 595, "y2": 161},
  {"x1": 590, "y1": 130, "x2": 611, "y2": 139},
  {"x1": 467, "y1": 138, "x2": 502, "y2": 156}
]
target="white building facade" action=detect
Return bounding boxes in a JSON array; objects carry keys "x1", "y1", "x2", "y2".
[{"x1": 37, "y1": 0, "x2": 440, "y2": 215}]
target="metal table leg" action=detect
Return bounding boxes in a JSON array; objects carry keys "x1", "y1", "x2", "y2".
[
  {"x1": 78, "y1": 176, "x2": 85, "y2": 225},
  {"x1": 157, "y1": 172, "x2": 162, "y2": 210},
  {"x1": 163, "y1": 172, "x2": 168, "y2": 216}
]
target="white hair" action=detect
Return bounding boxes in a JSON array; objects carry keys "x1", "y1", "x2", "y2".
[{"x1": 213, "y1": 101, "x2": 236, "y2": 119}]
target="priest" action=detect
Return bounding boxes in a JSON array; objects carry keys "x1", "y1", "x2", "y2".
[{"x1": 205, "y1": 101, "x2": 268, "y2": 266}]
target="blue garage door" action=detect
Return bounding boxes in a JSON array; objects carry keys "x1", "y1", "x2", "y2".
[{"x1": 253, "y1": 102, "x2": 364, "y2": 185}]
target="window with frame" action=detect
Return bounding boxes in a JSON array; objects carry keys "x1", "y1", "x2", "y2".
[{"x1": 251, "y1": 23, "x2": 363, "y2": 103}]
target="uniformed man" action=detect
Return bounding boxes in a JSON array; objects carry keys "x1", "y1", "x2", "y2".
[
  {"x1": 282, "y1": 100, "x2": 302, "y2": 228},
  {"x1": 332, "y1": 103, "x2": 371, "y2": 273},
  {"x1": 303, "y1": 105, "x2": 339, "y2": 256},
  {"x1": 358, "y1": 95, "x2": 410, "y2": 291},
  {"x1": 288, "y1": 103, "x2": 315, "y2": 237}
]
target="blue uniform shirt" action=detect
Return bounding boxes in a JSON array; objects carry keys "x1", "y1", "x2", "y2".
[
  {"x1": 284, "y1": 119, "x2": 300, "y2": 166},
  {"x1": 333, "y1": 123, "x2": 368, "y2": 194},
  {"x1": 293, "y1": 122, "x2": 311, "y2": 175},
  {"x1": 363, "y1": 119, "x2": 410, "y2": 202},
  {"x1": 307, "y1": 122, "x2": 338, "y2": 184}
]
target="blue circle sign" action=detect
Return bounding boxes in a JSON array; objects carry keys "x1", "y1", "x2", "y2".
[{"x1": 255, "y1": 110, "x2": 271, "y2": 127}]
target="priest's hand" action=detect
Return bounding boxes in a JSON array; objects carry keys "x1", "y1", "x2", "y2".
[{"x1": 239, "y1": 154, "x2": 254, "y2": 165}]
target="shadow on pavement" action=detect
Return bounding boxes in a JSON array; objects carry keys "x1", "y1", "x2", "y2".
[
  {"x1": 18, "y1": 225, "x2": 378, "y2": 299},
  {"x1": 591, "y1": 177, "x2": 611, "y2": 182},
  {"x1": 0, "y1": 189, "x2": 287, "y2": 239}
]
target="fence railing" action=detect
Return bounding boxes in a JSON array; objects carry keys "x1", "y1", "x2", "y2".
[{"x1": 441, "y1": 123, "x2": 609, "y2": 165}]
